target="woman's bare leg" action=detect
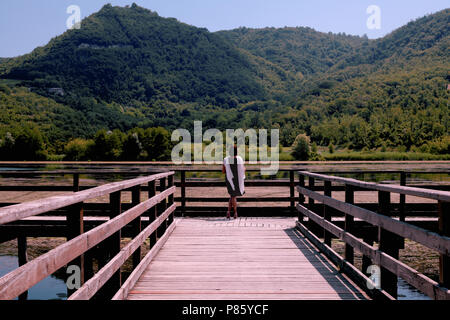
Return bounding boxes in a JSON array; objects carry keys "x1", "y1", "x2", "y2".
[
  {"x1": 232, "y1": 197, "x2": 238, "y2": 218},
  {"x1": 227, "y1": 198, "x2": 232, "y2": 219}
]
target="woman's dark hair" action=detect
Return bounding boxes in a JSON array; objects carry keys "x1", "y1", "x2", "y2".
[{"x1": 229, "y1": 144, "x2": 238, "y2": 158}]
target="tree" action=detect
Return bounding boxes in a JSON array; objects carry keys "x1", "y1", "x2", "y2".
[
  {"x1": 141, "y1": 127, "x2": 171, "y2": 161},
  {"x1": 13, "y1": 126, "x2": 46, "y2": 160},
  {"x1": 91, "y1": 129, "x2": 124, "y2": 160},
  {"x1": 0, "y1": 132, "x2": 15, "y2": 160},
  {"x1": 328, "y1": 143, "x2": 335, "y2": 154},
  {"x1": 64, "y1": 138, "x2": 94, "y2": 161},
  {"x1": 122, "y1": 132, "x2": 142, "y2": 160},
  {"x1": 291, "y1": 133, "x2": 310, "y2": 160}
]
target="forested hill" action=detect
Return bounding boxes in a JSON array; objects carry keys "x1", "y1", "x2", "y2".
[
  {"x1": 0, "y1": 4, "x2": 448, "y2": 158},
  {"x1": 216, "y1": 27, "x2": 365, "y2": 77},
  {"x1": 1, "y1": 3, "x2": 297, "y2": 106}
]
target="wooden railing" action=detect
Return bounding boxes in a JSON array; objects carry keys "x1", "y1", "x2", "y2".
[
  {"x1": 1, "y1": 169, "x2": 448, "y2": 218},
  {"x1": 174, "y1": 168, "x2": 449, "y2": 216},
  {"x1": 0, "y1": 171, "x2": 175, "y2": 300},
  {"x1": 296, "y1": 171, "x2": 450, "y2": 300}
]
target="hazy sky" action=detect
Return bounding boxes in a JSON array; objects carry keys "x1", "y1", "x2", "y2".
[{"x1": 0, "y1": 0, "x2": 448, "y2": 57}]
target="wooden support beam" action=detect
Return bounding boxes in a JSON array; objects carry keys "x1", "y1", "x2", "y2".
[
  {"x1": 378, "y1": 190, "x2": 398, "y2": 299},
  {"x1": 148, "y1": 180, "x2": 157, "y2": 249},
  {"x1": 17, "y1": 236, "x2": 28, "y2": 300},
  {"x1": 438, "y1": 201, "x2": 450, "y2": 289},
  {"x1": 99, "y1": 191, "x2": 122, "y2": 299},
  {"x1": 344, "y1": 184, "x2": 354, "y2": 264},
  {"x1": 289, "y1": 170, "x2": 295, "y2": 214},
  {"x1": 167, "y1": 175, "x2": 174, "y2": 225},
  {"x1": 308, "y1": 177, "x2": 315, "y2": 233},
  {"x1": 361, "y1": 234, "x2": 374, "y2": 277},
  {"x1": 298, "y1": 174, "x2": 305, "y2": 221},
  {"x1": 181, "y1": 171, "x2": 186, "y2": 217},
  {"x1": 157, "y1": 178, "x2": 167, "y2": 237},
  {"x1": 131, "y1": 186, "x2": 141, "y2": 269},
  {"x1": 66, "y1": 202, "x2": 84, "y2": 298},
  {"x1": 323, "y1": 180, "x2": 332, "y2": 246},
  {"x1": 73, "y1": 173, "x2": 80, "y2": 192},
  {"x1": 398, "y1": 172, "x2": 406, "y2": 249}
]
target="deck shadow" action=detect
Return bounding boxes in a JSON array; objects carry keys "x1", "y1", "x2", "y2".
[{"x1": 284, "y1": 227, "x2": 368, "y2": 300}]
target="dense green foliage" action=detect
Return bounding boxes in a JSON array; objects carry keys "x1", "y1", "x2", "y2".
[
  {"x1": 0, "y1": 4, "x2": 448, "y2": 160},
  {"x1": 0, "y1": 126, "x2": 172, "y2": 161},
  {"x1": 3, "y1": 4, "x2": 294, "y2": 106},
  {"x1": 291, "y1": 134, "x2": 310, "y2": 160},
  {"x1": 216, "y1": 27, "x2": 364, "y2": 77}
]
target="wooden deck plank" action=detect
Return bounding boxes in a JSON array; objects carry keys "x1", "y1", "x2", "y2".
[{"x1": 126, "y1": 217, "x2": 369, "y2": 300}]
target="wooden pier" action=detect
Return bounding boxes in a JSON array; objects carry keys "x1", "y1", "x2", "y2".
[
  {"x1": 123, "y1": 217, "x2": 368, "y2": 300},
  {"x1": 0, "y1": 167, "x2": 449, "y2": 300}
]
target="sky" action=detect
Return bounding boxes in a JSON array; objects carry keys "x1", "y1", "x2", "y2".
[{"x1": 0, "y1": 0, "x2": 448, "y2": 57}]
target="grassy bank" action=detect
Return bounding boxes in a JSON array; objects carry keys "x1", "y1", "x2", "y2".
[{"x1": 321, "y1": 151, "x2": 450, "y2": 161}]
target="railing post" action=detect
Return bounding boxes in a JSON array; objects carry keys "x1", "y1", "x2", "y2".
[
  {"x1": 157, "y1": 177, "x2": 167, "y2": 237},
  {"x1": 162, "y1": 177, "x2": 168, "y2": 228},
  {"x1": 66, "y1": 202, "x2": 84, "y2": 298},
  {"x1": 344, "y1": 184, "x2": 354, "y2": 264},
  {"x1": 73, "y1": 173, "x2": 79, "y2": 192},
  {"x1": 101, "y1": 191, "x2": 122, "y2": 298},
  {"x1": 84, "y1": 248, "x2": 94, "y2": 282},
  {"x1": 298, "y1": 174, "x2": 305, "y2": 221},
  {"x1": 399, "y1": 172, "x2": 406, "y2": 222},
  {"x1": 18, "y1": 236, "x2": 28, "y2": 300},
  {"x1": 323, "y1": 180, "x2": 332, "y2": 246},
  {"x1": 181, "y1": 170, "x2": 186, "y2": 217},
  {"x1": 308, "y1": 177, "x2": 315, "y2": 232},
  {"x1": 397, "y1": 172, "x2": 406, "y2": 249},
  {"x1": 131, "y1": 186, "x2": 141, "y2": 268},
  {"x1": 168, "y1": 174, "x2": 174, "y2": 225},
  {"x1": 290, "y1": 170, "x2": 295, "y2": 214},
  {"x1": 438, "y1": 201, "x2": 450, "y2": 288},
  {"x1": 148, "y1": 180, "x2": 157, "y2": 249},
  {"x1": 378, "y1": 190, "x2": 398, "y2": 299}
]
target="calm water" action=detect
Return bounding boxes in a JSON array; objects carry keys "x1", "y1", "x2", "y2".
[
  {"x1": 0, "y1": 255, "x2": 67, "y2": 300},
  {"x1": 397, "y1": 278, "x2": 431, "y2": 300}
]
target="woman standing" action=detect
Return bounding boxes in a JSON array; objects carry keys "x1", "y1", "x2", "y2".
[{"x1": 222, "y1": 144, "x2": 246, "y2": 219}]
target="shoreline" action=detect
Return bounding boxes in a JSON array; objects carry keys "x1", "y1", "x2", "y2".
[{"x1": 0, "y1": 160, "x2": 449, "y2": 165}]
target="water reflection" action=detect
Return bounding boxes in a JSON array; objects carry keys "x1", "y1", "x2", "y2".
[
  {"x1": 0, "y1": 255, "x2": 67, "y2": 300},
  {"x1": 397, "y1": 277, "x2": 431, "y2": 300}
]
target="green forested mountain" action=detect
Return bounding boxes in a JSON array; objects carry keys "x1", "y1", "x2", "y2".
[
  {"x1": 216, "y1": 27, "x2": 365, "y2": 77},
  {"x1": 2, "y1": 4, "x2": 295, "y2": 105},
  {"x1": 0, "y1": 4, "x2": 448, "y2": 159}
]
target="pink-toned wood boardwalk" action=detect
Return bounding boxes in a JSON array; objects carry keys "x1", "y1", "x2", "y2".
[{"x1": 126, "y1": 218, "x2": 369, "y2": 300}]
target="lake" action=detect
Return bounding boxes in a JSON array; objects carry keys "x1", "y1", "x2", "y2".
[{"x1": 0, "y1": 255, "x2": 67, "y2": 300}]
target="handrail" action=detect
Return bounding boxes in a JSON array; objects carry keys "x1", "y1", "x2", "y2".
[
  {"x1": 299, "y1": 171, "x2": 450, "y2": 202},
  {"x1": 296, "y1": 203, "x2": 450, "y2": 300},
  {"x1": 68, "y1": 203, "x2": 176, "y2": 300},
  {"x1": 297, "y1": 186, "x2": 450, "y2": 255},
  {"x1": 0, "y1": 171, "x2": 176, "y2": 300},
  {"x1": 1, "y1": 169, "x2": 449, "y2": 175},
  {"x1": 296, "y1": 170, "x2": 450, "y2": 300},
  {"x1": 0, "y1": 171, "x2": 174, "y2": 225},
  {"x1": 0, "y1": 186, "x2": 175, "y2": 299}
]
